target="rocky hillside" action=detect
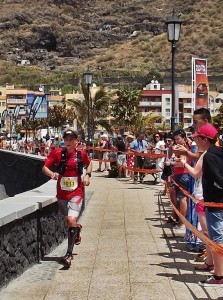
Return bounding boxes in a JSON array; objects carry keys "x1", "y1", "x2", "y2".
[{"x1": 0, "y1": 0, "x2": 222, "y2": 87}]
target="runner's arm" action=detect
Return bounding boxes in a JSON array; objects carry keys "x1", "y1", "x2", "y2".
[{"x1": 42, "y1": 165, "x2": 59, "y2": 180}]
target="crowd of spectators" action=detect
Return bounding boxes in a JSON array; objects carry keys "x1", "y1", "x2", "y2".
[
  {"x1": 0, "y1": 136, "x2": 62, "y2": 156},
  {"x1": 1, "y1": 108, "x2": 223, "y2": 286}
]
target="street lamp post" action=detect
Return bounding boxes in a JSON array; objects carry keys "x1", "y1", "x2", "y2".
[
  {"x1": 84, "y1": 69, "x2": 93, "y2": 143},
  {"x1": 166, "y1": 11, "x2": 182, "y2": 132},
  {"x1": 8, "y1": 110, "x2": 13, "y2": 148},
  {"x1": 24, "y1": 104, "x2": 30, "y2": 143}
]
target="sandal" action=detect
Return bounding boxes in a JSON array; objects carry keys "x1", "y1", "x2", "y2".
[
  {"x1": 194, "y1": 249, "x2": 207, "y2": 262},
  {"x1": 165, "y1": 216, "x2": 176, "y2": 224},
  {"x1": 194, "y1": 262, "x2": 214, "y2": 271}
]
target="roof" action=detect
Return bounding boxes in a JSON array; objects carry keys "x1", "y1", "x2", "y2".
[
  {"x1": 49, "y1": 95, "x2": 65, "y2": 101},
  {"x1": 141, "y1": 90, "x2": 171, "y2": 96}
]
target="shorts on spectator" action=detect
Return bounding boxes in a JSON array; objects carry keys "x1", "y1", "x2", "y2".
[
  {"x1": 206, "y1": 209, "x2": 223, "y2": 244},
  {"x1": 117, "y1": 154, "x2": 126, "y2": 166},
  {"x1": 103, "y1": 152, "x2": 108, "y2": 160},
  {"x1": 174, "y1": 173, "x2": 189, "y2": 199},
  {"x1": 196, "y1": 203, "x2": 205, "y2": 215}
]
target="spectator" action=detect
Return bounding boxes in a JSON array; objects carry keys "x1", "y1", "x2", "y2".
[
  {"x1": 172, "y1": 129, "x2": 191, "y2": 232},
  {"x1": 151, "y1": 132, "x2": 166, "y2": 185},
  {"x1": 194, "y1": 125, "x2": 223, "y2": 287},
  {"x1": 163, "y1": 133, "x2": 177, "y2": 218},
  {"x1": 130, "y1": 133, "x2": 148, "y2": 183},
  {"x1": 115, "y1": 135, "x2": 127, "y2": 179},
  {"x1": 96, "y1": 135, "x2": 104, "y2": 172},
  {"x1": 100, "y1": 134, "x2": 110, "y2": 173},
  {"x1": 126, "y1": 134, "x2": 135, "y2": 181},
  {"x1": 180, "y1": 150, "x2": 213, "y2": 272},
  {"x1": 174, "y1": 108, "x2": 211, "y2": 161}
]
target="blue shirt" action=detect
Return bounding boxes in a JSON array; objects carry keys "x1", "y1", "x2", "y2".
[{"x1": 130, "y1": 139, "x2": 148, "y2": 152}]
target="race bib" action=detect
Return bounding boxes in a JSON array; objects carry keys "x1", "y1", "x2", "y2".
[{"x1": 60, "y1": 177, "x2": 78, "y2": 191}]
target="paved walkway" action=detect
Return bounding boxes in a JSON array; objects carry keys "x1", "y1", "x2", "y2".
[{"x1": 0, "y1": 164, "x2": 223, "y2": 300}]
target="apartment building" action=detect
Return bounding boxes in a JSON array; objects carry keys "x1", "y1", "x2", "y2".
[
  {"x1": 5, "y1": 85, "x2": 28, "y2": 125},
  {"x1": 139, "y1": 80, "x2": 172, "y2": 126},
  {"x1": 138, "y1": 80, "x2": 222, "y2": 129}
]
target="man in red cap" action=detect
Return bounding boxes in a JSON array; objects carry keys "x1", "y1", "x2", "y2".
[
  {"x1": 173, "y1": 108, "x2": 211, "y2": 161},
  {"x1": 191, "y1": 125, "x2": 223, "y2": 286}
]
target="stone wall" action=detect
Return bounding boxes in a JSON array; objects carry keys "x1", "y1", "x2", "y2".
[
  {"x1": 0, "y1": 151, "x2": 49, "y2": 197},
  {"x1": 0, "y1": 151, "x2": 83, "y2": 289},
  {"x1": 0, "y1": 202, "x2": 67, "y2": 289}
]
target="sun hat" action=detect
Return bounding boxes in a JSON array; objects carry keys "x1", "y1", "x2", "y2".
[
  {"x1": 127, "y1": 134, "x2": 135, "y2": 139},
  {"x1": 192, "y1": 124, "x2": 218, "y2": 139},
  {"x1": 63, "y1": 128, "x2": 78, "y2": 139},
  {"x1": 123, "y1": 132, "x2": 129, "y2": 136},
  {"x1": 101, "y1": 133, "x2": 108, "y2": 138}
]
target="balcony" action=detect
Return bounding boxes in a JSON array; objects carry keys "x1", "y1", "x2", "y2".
[
  {"x1": 183, "y1": 113, "x2": 192, "y2": 118},
  {"x1": 138, "y1": 101, "x2": 162, "y2": 107},
  {"x1": 7, "y1": 98, "x2": 26, "y2": 104},
  {"x1": 183, "y1": 122, "x2": 192, "y2": 128},
  {"x1": 184, "y1": 103, "x2": 192, "y2": 108},
  {"x1": 141, "y1": 111, "x2": 162, "y2": 116}
]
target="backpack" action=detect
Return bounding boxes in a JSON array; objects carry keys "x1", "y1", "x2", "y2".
[{"x1": 57, "y1": 148, "x2": 83, "y2": 176}]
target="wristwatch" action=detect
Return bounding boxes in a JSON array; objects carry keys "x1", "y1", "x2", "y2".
[{"x1": 85, "y1": 172, "x2": 91, "y2": 177}]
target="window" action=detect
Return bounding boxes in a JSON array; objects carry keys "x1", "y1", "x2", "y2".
[
  {"x1": 165, "y1": 98, "x2": 170, "y2": 106},
  {"x1": 165, "y1": 109, "x2": 170, "y2": 116}
]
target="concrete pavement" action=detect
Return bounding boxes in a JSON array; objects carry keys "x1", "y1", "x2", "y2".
[{"x1": 0, "y1": 164, "x2": 222, "y2": 300}]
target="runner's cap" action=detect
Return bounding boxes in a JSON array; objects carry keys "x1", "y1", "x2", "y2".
[{"x1": 63, "y1": 128, "x2": 78, "y2": 139}]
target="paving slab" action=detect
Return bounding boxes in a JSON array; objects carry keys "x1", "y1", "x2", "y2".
[{"x1": 0, "y1": 162, "x2": 223, "y2": 300}]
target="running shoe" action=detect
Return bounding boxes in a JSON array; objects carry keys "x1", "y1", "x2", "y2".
[{"x1": 198, "y1": 276, "x2": 223, "y2": 287}]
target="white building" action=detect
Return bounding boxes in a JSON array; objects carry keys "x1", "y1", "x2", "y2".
[{"x1": 138, "y1": 80, "x2": 221, "y2": 129}]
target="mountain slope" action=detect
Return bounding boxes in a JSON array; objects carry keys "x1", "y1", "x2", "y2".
[{"x1": 0, "y1": 0, "x2": 222, "y2": 86}]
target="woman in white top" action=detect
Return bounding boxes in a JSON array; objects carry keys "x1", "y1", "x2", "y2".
[{"x1": 152, "y1": 132, "x2": 166, "y2": 185}]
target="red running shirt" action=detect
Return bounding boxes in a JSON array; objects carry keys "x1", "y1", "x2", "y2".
[{"x1": 44, "y1": 148, "x2": 91, "y2": 200}]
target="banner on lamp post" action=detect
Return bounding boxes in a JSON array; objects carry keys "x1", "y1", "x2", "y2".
[
  {"x1": 192, "y1": 58, "x2": 209, "y2": 110},
  {"x1": 27, "y1": 93, "x2": 48, "y2": 119}
]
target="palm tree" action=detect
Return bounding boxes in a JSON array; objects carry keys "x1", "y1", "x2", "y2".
[
  {"x1": 132, "y1": 112, "x2": 164, "y2": 136},
  {"x1": 111, "y1": 86, "x2": 141, "y2": 132},
  {"x1": 68, "y1": 82, "x2": 112, "y2": 139},
  {"x1": 157, "y1": 121, "x2": 171, "y2": 133}
]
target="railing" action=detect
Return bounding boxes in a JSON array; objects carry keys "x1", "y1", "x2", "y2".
[{"x1": 138, "y1": 101, "x2": 162, "y2": 106}]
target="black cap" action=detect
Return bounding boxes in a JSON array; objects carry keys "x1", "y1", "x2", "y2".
[{"x1": 63, "y1": 129, "x2": 78, "y2": 139}]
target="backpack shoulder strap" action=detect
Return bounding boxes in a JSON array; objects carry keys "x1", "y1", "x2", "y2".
[
  {"x1": 60, "y1": 148, "x2": 67, "y2": 162},
  {"x1": 57, "y1": 148, "x2": 67, "y2": 175}
]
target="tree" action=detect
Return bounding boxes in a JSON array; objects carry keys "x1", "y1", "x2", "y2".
[
  {"x1": 130, "y1": 112, "x2": 164, "y2": 136},
  {"x1": 157, "y1": 121, "x2": 171, "y2": 133},
  {"x1": 15, "y1": 104, "x2": 76, "y2": 138},
  {"x1": 212, "y1": 102, "x2": 223, "y2": 134},
  {"x1": 48, "y1": 104, "x2": 76, "y2": 129},
  {"x1": 68, "y1": 82, "x2": 112, "y2": 138},
  {"x1": 111, "y1": 86, "x2": 141, "y2": 132}
]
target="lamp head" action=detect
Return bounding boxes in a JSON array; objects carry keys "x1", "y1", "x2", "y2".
[
  {"x1": 166, "y1": 11, "x2": 182, "y2": 43},
  {"x1": 84, "y1": 69, "x2": 93, "y2": 85}
]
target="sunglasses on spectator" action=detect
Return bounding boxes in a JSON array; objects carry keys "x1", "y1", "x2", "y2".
[
  {"x1": 155, "y1": 135, "x2": 160, "y2": 138},
  {"x1": 165, "y1": 139, "x2": 173, "y2": 142}
]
